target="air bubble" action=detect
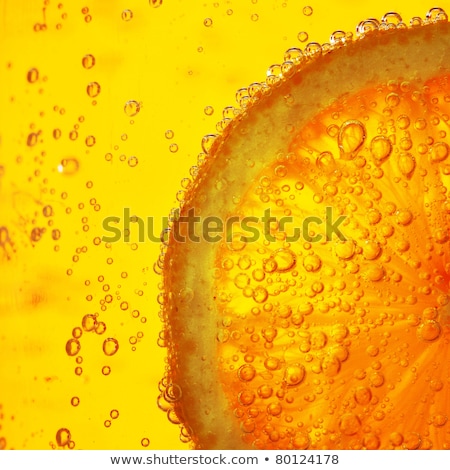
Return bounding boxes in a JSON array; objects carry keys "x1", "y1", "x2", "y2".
[
  {"x1": 338, "y1": 120, "x2": 366, "y2": 159},
  {"x1": 65, "y1": 338, "x2": 81, "y2": 356},
  {"x1": 297, "y1": 31, "x2": 308, "y2": 42},
  {"x1": 124, "y1": 100, "x2": 141, "y2": 117},
  {"x1": 56, "y1": 428, "x2": 71, "y2": 447},
  {"x1": 27, "y1": 68, "x2": 39, "y2": 83},
  {"x1": 82, "y1": 54, "x2": 95, "y2": 69},
  {"x1": 86, "y1": 81, "x2": 101, "y2": 97},
  {"x1": 121, "y1": 9, "x2": 133, "y2": 21}
]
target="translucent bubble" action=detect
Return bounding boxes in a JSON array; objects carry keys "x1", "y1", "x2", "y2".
[
  {"x1": 27, "y1": 133, "x2": 38, "y2": 147},
  {"x1": 165, "y1": 129, "x2": 174, "y2": 139},
  {"x1": 238, "y1": 364, "x2": 256, "y2": 382},
  {"x1": 417, "y1": 320, "x2": 441, "y2": 342},
  {"x1": 297, "y1": 31, "x2": 308, "y2": 42},
  {"x1": 128, "y1": 156, "x2": 138, "y2": 167},
  {"x1": 42, "y1": 205, "x2": 53, "y2": 217},
  {"x1": 121, "y1": 9, "x2": 133, "y2": 21},
  {"x1": 389, "y1": 432, "x2": 404, "y2": 446},
  {"x1": 252, "y1": 286, "x2": 268, "y2": 303},
  {"x1": 58, "y1": 158, "x2": 79, "y2": 175},
  {"x1": 82, "y1": 54, "x2": 95, "y2": 69},
  {"x1": 85, "y1": 135, "x2": 96, "y2": 147},
  {"x1": 339, "y1": 413, "x2": 361, "y2": 436},
  {"x1": 149, "y1": 0, "x2": 162, "y2": 7},
  {"x1": 354, "y1": 386, "x2": 372, "y2": 405},
  {"x1": 102, "y1": 365, "x2": 111, "y2": 376},
  {"x1": 110, "y1": 409, "x2": 119, "y2": 419},
  {"x1": 71, "y1": 397, "x2": 80, "y2": 407},
  {"x1": 204, "y1": 106, "x2": 214, "y2": 116},
  {"x1": 321, "y1": 354, "x2": 341, "y2": 377},
  {"x1": 302, "y1": 254, "x2": 321, "y2": 272},
  {"x1": 86, "y1": 81, "x2": 101, "y2": 97},
  {"x1": 141, "y1": 437, "x2": 150, "y2": 447},
  {"x1": 334, "y1": 239, "x2": 355, "y2": 260},
  {"x1": 103, "y1": 338, "x2": 119, "y2": 356},
  {"x1": 203, "y1": 17, "x2": 213, "y2": 27},
  {"x1": 283, "y1": 364, "x2": 305, "y2": 386},
  {"x1": 402, "y1": 432, "x2": 421, "y2": 450},
  {"x1": 65, "y1": 338, "x2": 81, "y2": 356},
  {"x1": 302, "y1": 6, "x2": 313, "y2": 16},
  {"x1": 271, "y1": 248, "x2": 296, "y2": 272},
  {"x1": 338, "y1": 120, "x2": 366, "y2": 158},
  {"x1": 56, "y1": 428, "x2": 71, "y2": 447},
  {"x1": 397, "y1": 152, "x2": 415, "y2": 178},
  {"x1": 430, "y1": 142, "x2": 449, "y2": 163},
  {"x1": 370, "y1": 135, "x2": 392, "y2": 163},
  {"x1": 124, "y1": 100, "x2": 141, "y2": 117},
  {"x1": 27, "y1": 68, "x2": 39, "y2": 83},
  {"x1": 82, "y1": 314, "x2": 97, "y2": 331}
]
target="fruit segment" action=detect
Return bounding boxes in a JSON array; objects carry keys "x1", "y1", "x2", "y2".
[{"x1": 161, "y1": 14, "x2": 450, "y2": 449}]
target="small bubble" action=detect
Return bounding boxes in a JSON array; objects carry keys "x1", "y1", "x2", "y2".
[
  {"x1": 297, "y1": 31, "x2": 308, "y2": 42},
  {"x1": 370, "y1": 135, "x2": 392, "y2": 163},
  {"x1": 58, "y1": 158, "x2": 79, "y2": 175},
  {"x1": 251, "y1": 13, "x2": 259, "y2": 21},
  {"x1": 338, "y1": 120, "x2": 366, "y2": 158},
  {"x1": 204, "y1": 106, "x2": 214, "y2": 116},
  {"x1": 165, "y1": 129, "x2": 174, "y2": 139},
  {"x1": 71, "y1": 397, "x2": 80, "y2": 407},
  {"x1": 85, "y1": 135, "x2": 96, "y2": 147},
  {"x1": 141, "y1": 437, "x2": 150, "y2": 447},
  {"x1": 110, "y1": 409, "x2": 119, "y2": 419},
  {"x1": 82, "y1": 54, "x2": 95, "y2": 69},
  {"x1": 65, "y1": 338, "x2": 81, "y2": 356},
  {"x1": 339, "y1": 414, "x2": 360, "y2": 436},
  {"x1": 283, "y1": 364, "x2": 306, "y2": 386},
  {"x1": 302, "y1": 5, "x2": 313, "y2": 16},
  {"x1": 128, "y1": 156, "x2": 138, "y2": 167},
  {"x1": 238, "y1": 364, "x2": 256, "y2": 381},
  {"x1": 56, "y1": 428, "x2": 71, "y2": 447},
  {"x1": 43, "y1": 205, "x2": 53, "y2": 217},
  {"x1": 203, "y1": 18, "x2": 213, "y2": 27},
  {"x1": 417, "y1": 320, "x2": 441, "y2": 342},
  {"x1": 430, "y1": 142, "x2": 449, "y2": 163},
  {"x1": 397, "y1": 153, "x2": 416, "y2": 178},
  {"x1": 102, "y1": 365, "x2": 111, "y2": 376},
  {"x1": 124, "y1": 100, "x2": 140, "y2": 117},
  {"x1": 121, "y1": 9, "x2": 133, "y2": 21},
  {"x1": 27, "y1": 68, "x2": 39, "y2": 83},
  {"x1": 27, "y1": 133, "x2": 38, "y2": 147},
  {"x1": 169, "y1": 143, "x2": 178, "y2": 153},
  {"x1": 149, "y1": 0, "x2": 162, "y2": 7},
  {"x1": 82, "y1": 314, "x2": 97, "y2": 331},
  {"x1": 103, "y1": 338, "x2": 119, "y2": 356},
  {"x1": 86, "y1": 82, "x2": 101, "y2": 97}
]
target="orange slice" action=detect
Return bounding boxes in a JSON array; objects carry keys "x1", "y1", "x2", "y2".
[{"x1": 160, "y1": 10, "x2": 450, "y2": 449}]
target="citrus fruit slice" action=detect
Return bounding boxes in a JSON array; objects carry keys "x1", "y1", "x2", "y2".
[{"x1": 160, "y1": 9, "x2": 450, "y2": 449}]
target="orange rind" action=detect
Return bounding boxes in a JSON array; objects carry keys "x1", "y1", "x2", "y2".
[{"x1": 159, "y1": 9, "x2": 450, "y2": 449}]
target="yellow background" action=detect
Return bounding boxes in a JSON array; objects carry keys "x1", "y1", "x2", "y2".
[{"x1": 0, "y1": 0, "x2": 437, "y2": 450}]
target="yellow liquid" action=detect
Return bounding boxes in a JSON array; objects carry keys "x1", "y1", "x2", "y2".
[{"x1": 0, "y1": 0, "x2": 441, "y2": 450}]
